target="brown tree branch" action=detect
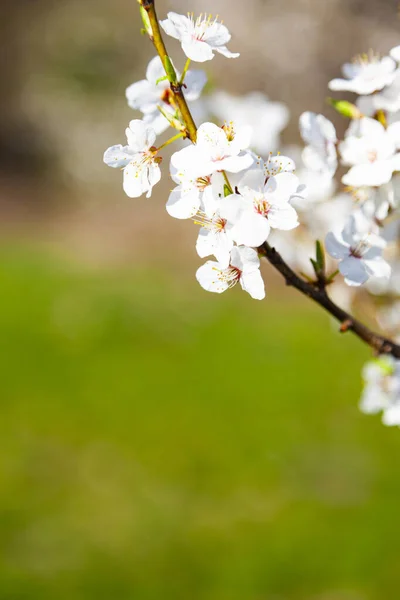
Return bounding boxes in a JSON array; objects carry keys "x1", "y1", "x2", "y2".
[
  {"x1": 137, "y1": 0, "x2": 400, "y2": 360},
  {"x1": 140, "y1": 0, "x2": 197, "y2": 142},
  {"x1": 260, "y1": 241, "x2": 400, "y2": 358}
]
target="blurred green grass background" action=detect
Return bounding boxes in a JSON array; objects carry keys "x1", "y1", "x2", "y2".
[
  {"x1": 3, "y1": 1, "x2": 400, "y2": 596},
  {"x1": 1, "y1": 242, "x2": 400, "y2": 600}
]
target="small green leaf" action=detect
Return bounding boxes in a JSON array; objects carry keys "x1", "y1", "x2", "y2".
[
  {"x1": 155, "y1": 75, "x2": 168, "y2": 85},
  {"x1": 139, "y1": 6, "x2": 153, "y2": 38},
  {"x1": 315, "y1": 240, "x2": 325, "y2": 272},
  {"x1": 164, "y1": 55, "x2": 177, "y2": 84},
  {"x1": 223, "y1": 184, "x2": 231, "y2": 197},
  {"x1": 325, "y1": 269, "x2": 339, "y2": 284}
]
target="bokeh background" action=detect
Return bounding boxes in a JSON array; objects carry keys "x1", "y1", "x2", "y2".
[{"x1": 2, "y1": 1, "x2": 400, "y2": 598}]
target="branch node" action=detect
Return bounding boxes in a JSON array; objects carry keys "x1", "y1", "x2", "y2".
[{"x1": 340, "y1": 319, "x2": 353, "y2": 333}]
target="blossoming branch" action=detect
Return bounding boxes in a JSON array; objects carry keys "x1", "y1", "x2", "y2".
[{"x1": 103, "y1": 0, "x2": 400, "y2": 428}]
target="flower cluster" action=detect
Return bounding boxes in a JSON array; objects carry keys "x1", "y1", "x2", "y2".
[
  {"x1": 104, "y1": 4, "x2": 400, "y2": 427},
  {"x1": 104, "y1": 11, "x2": 305, "y2": 300},
  {"x1": 294, "y1": 46, "x2": 400, "y2": 424}
]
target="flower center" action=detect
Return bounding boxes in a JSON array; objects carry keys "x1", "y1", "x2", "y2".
[
  {"x1": 222, "y1": 121, "x2": 235, "y2": 142},
  {"x1": 254, "y1": 196, "x2": 271, "y2": 217},
  {"x1": 353, "y1": 50, "x2": 380, "y2": 67},
  {"x1": 190, "y1": 13, "x2": 219, "y2": 41},
  {"x1": 195, "y1": 175, "x2": 211, "y2": 191},
  {"x1": 214, "y1": 265, "x2": 241, "y2": 288},
  {"x1": 193, "y1": 210, "x2": 227, "y2": 232},
  {"x1": 350, "y1": 240, "x2": 369, "y2": 258},
  {"x1": 367, "y1": 150, "x2": 378, "y2": 163}
]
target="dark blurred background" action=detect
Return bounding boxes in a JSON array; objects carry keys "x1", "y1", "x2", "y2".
[{"x1": 1, "y1": 1, "x2": 400, "y2": 599}]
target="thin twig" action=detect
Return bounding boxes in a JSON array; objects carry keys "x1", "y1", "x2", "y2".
[
  {"x1": 137, "y1": 1, "x2": 400, "y2": 360},
  {"x1": 142, "y1": 0, "x2": 197, "y2": 142},
  {"x1": 260, "y1": 241, "x2": 400, "y2": 358}
]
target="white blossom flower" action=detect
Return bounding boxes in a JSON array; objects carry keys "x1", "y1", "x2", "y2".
[
  {"x1": 170, "y1": 122, "x2": 253, "y2": 179},
  {"x1": 160, "y1": 12, "x2": 239, "y2": 63},
  {"x1": 195, "y1": 206, "x2": 234, "y2": 268},
  {"x1": 219, "y1": 168, "x2": 302, "y2": 248},
  {"x1": 166, "y1": 168, "x2": 224, "y2": 220},
  {"x1": 125, "y1": 56, "x2": 206, "y2": 135},
  {"x1": 367, "y1": 254, "x2": 400, "y2": 295},
  {"x1": 325, "y1": 211, "x2": 391, "y2": 286},
  {"x1": 339, "y1": 117, "x2": 400, "y2": 187},
  {"x1": 328, "y1": 53, "x2": 397, "y2": 95},
  {"x1": 299, "y1": 112, "x2": 337, "y2": 177},
  {"x1": 264, "y1": 153, "x2": 296, "y2": 177},
  {"x1": 302, "y1": 192, "x2": 353, "y2": 237},
  {"x1": 360, "y1": 357, "x2": 400, "y2": 426},
  {"x1": 196, "y1": 246, "x2": 265, "y2": 299},
  {"x1": 103, "y1": 120, "x2": 161, "y2": 198},
  {"x1": 367, "y1": 69, "x2": 400, "y2": 114},
  {"x1": 208, "y1": 91, "x2": 289, "y2": 154},
  {"x1": 390, "y1": 45, "x2": 400, "y2": 63},
  {"x1": 355, "y1": 182, "x2": 398, "y2": 223},
  {"x1": 280, "y1": 144, "x2": 335, "y2": 207}
]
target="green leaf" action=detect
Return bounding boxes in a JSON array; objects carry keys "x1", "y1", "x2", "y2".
[
  {"x1": 139, "y1": 6, "x2": 153, "y2": 38},
  {"x1": 155, "y1": 75, "x2": 168, "y2": 85},
  {"x1": 315, "y1": 240, "x2": 325, "y2": 272},
  {"x1": 223, "y1": 184, "x2": 231, "y2": 197},
  {"x1": 164, "y1": 55, "x2": 177, "y2": 84}
]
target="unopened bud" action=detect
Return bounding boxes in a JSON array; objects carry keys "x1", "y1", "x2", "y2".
[
  {"x1": 328, "y1": 98, "x2": 362, "y2": 119},
  {"x1": 139, "y1": 5, "x2": 153, "y2": 38}
]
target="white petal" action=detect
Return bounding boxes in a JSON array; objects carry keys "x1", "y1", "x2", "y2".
[
  {"x1": 240, "y1": 270, "x2": 265, "y2": 300},
  {"x1": 182, "y1": 37, "x2": 214, "y2": 62},
  {"x1": 342, "y1": 162, "x2": 394, "y2": 187},
  {"x1": 103, "y1": 145, "x2": 132, "y2": 169},
  {"x1": 146, "y1": 55, "x2": 168, "y2": 85},
  {"x1": 219, "y1": 193, "x2": 247, "y2": 224},
  {"x1": 123, "y1": 159, "x2": 160, "y2": 198},
  {"x1": 196, "y1": 229, "x2": 232, "y2": 268},
  {"x1": 299, "y1": 112, "x2": 337, "y2": 145},
  {"x1": 196, "y1": 122, "x2": 229, "y2": 155},
  {"x1": 125, "y1": 80, "x2": 157, "y2": 112},
  {"x1": 265, "y1": 172, "x2": 299, "y2": 201},
  {"x1": 325, "y1": 232, "x2": 349, "y2": 259},
  {"x1": 339, "y1": 256, "x2": 369, "y2": 286},
  {"x1": 231, "y1": 212, "x2": 270, "y2": 247},
  {"x1": 387, "y1": 122, "x2": 400, "y2": 149},
  {"x1": 365, "y1": 257, "x2": 391, "y2": 279},
  {"x1": 215, "y1": 45, "x2": 240, "y2": 58},
  {"x1": 219, "y1": 153, "x2": 254, "y2": 173},
  {"x1": 264, "y1": 155, "x2": 295, "y2": 177},
  {"x1": 184, "y1": 69, "x2": 207, "y2": 101},
  {"x1": 390, "y1": 45, "x2": 400, "y2": 63},
  {"x1": 201, "y1": 178, "x2": 223, "y2": 216},
  {"x1": 202, "y1": 21, "x2": 231, "y2": 46},
  {"x1": 238, "y1": 168, "x2": 265, "y2": 193},
  {"x1": 382, "y1": 404, "x2": 400, "y2": 426},
  {"x1": 196, "y1": 261, "x2": 229, "y2": 294},
  {"x1": 159, "y1": 12, "x2": 189, "y2": 40},
  {"x1": 142, "y1": 110, "x2": 171, "y2": 136},
  {"x1": 170, "y1": 144, "x2": 203, "y2": 178},
  {"x1": 166, "y1": 187, "x2": 200, "y2": 219},
  {"x1": 196, "y1": 228, "x2": 214, "y2": 258},
  {"x1": 232, "y1": 246, "x2": 261, "y2": 273},
  {"x1": 268, "y1": 203, "x2": 299, "y2": 231},
  {"x1": 126, "y1": 120, "x2": 156, "y2": 151}
]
